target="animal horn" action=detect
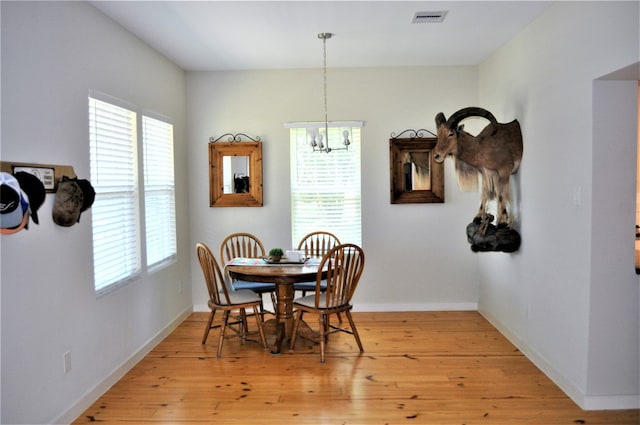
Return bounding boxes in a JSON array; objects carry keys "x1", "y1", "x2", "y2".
[
  {"x1": 445, "y1": 107, "x2": 497, "y2": 130},
  {"x1": 435, "y1": 112, "x2": 447, "y2": 127}
]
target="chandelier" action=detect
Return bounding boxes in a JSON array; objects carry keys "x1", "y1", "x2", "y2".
[{"x1": 309, "y1": 32, "x2": 350, "y2": 153}]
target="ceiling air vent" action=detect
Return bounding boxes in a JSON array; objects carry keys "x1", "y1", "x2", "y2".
[{"x1": 411, "y1": 11, "x2": 447, "y2": 24}]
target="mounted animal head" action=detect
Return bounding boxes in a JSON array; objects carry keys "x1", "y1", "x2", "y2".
[
  {"x1": 433, "y1": 107, "x2": 497, "y2": 163},
  {"x1": 432, "y1": 107, "x2": 523, "y2": 228}
]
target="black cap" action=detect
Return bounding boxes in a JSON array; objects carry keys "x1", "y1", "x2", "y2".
[{"x1": 13, "y1": 171, "x2": 46, "y2": 225}]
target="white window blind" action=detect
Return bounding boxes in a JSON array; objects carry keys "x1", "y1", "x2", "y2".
[
  {"x1": 89, "y1": 96, "x2": 141, "y2": 295},
  {"x1": 142, "y1": 115, "x2": 177, "y2": 270},
  {"x1": 289, "y1": 125, "x2": 362, "y2": 247}
]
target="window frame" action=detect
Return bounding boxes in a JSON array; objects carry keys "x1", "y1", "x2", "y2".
[
  {"x1": 288, "y1": 121, "x2": 363, "y2": 248},
  {"x1": 142, "y1": 113, "x2": 177, "y2": 272},
  {"x1": 89, "y1": 92, "x2": 141, "y2": 296},
  {"x1": 89, "y1": 91, "x2": 177, "y2": 297}
]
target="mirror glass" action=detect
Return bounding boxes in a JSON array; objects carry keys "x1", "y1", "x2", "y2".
[
  {"x1": 222, "y1": 156, "x2": 250, "y2": 194},
  {"x1": 402, "y1": 152, "x2": 431, "y2": 191},
  {"x1": 209, "y1": 141, "x2": 263, "y2": 207}
]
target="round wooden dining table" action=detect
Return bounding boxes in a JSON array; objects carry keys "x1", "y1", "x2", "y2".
[{"x1": 225, "y1": 261, "x2": 325, "y2": 354}]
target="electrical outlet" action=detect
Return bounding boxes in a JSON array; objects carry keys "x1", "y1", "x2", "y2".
[
  {"x1": 63, "y1": 351, "x2": 71, "y2": 374},
  {"x1": 572, "y1": 186, "x2": 582, "y2": 206}
]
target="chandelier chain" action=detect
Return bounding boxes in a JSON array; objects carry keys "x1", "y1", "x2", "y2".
[
  {"x1": 323, "y1": 34, "x2": 329, "y2": 151},
  {"x1": 311, "y1": 32, "x2": 349, "y2": 153}
]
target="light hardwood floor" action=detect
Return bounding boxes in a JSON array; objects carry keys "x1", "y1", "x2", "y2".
[{"x1": 73, "y1": 311, "x2": 638, "y2": 424}]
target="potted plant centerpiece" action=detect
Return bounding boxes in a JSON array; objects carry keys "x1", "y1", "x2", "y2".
[{"x1": 268, "y1": 247, "x2": 284, "y2": 262}]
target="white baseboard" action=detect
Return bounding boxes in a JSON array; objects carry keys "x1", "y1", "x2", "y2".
[
  {"x1": 195, "y1": 302, "x2": 478, "y2": 313},
  {"x1": 583, "y1": 394, "x2": 640, "y2": 411},
  {"x1": 353, "y1": 302, "x2": 478, "y2": 312},
  {"x1": 479, "y1": 309, "x2": 640, "y2": 411},
  {"x1": 54, "y1": 307, "x2": 193, "y2": 424}
]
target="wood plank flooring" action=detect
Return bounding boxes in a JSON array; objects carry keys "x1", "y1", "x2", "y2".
[{"x1": 73, "y1": 311, "x2": 638, "y2": 424}]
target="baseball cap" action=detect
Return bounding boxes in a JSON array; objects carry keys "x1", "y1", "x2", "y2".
[
  {"x1": 0, "y1": 172, "x2": 30, "y2": 234},
  {"x1": 13, "y1": 171, "x2": 46, "y2": 225}
]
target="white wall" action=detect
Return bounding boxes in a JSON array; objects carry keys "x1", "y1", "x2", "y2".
[
  {"x1": 590, "y1": 78, "x2": 639, "y2": 407},
  {"x1": 477, "y1": 1, "x2": 639, "y2": 409},
  {"x1": 1, "y1": 2, "x2": 191, "y2": 423},
  {"x1": 186, "y1": 66, "x2": 483, "y2": 313}
]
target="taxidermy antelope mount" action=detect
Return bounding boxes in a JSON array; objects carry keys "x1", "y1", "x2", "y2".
[{"x1": 434, "y1": 107, "x2": 523, "y2": 252}]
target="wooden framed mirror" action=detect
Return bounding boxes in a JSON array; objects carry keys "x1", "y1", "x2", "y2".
[
  {"x1": 389, "y1": 134, "x2": 444, "y2": 204},
  {"x1": 209, "y1": 138, "x2": 263, "y2": 207}
]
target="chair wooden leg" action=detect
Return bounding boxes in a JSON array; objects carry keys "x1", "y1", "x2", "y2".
[
  {"x1": 270, "y1": 292, "x2": 277, "y2": 313},
  {"x1": 254, "y1": 293, "x2": 277, "y2": 319},
  {"x1": 239, "y1": 308, "x2": 248, "y2": 342},
  {"x1": 345, "y1": 310, "x2": 364, "y2": 352},
  {"x1": 258, "y1": 297, "x2": 265, "y2": 318},
  {"x1": 217, "y1": 310, "x2": 230, "y2": 358},
  {"x1": 318, "y1": 313, "x2": 326, "y2": 363},
  {"x1": 252, "y1": 305, "x2": 268, "y2": 349},
  {"x1": 289, "y1": 310, "x2": 303, "y2": 350},
  {"x1": 202, "y1": 309, "x2": 216, "y2": 345}
]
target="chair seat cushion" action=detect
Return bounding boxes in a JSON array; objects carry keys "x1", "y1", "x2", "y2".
[
  {"x1": 221, "y1": 289, "x2": 262, "y2": 305},
  {"x1": 293, "y1": 293, "x2": 326, "y2": 308},
  {"x1": 293, "y1": 279, "x2": 327, "y2": 291},
  {"x1": 293, "y1": 293, "x2": 352, "y2": 310},
  {"x1": 232, "y1": 280, "x2": 276, "y2": 292}
]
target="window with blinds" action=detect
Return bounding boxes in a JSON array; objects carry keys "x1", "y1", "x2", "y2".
[
  {"x1": 289, "y1": 124, "x2": 362, "y2": 247},
  {"x1": 142, "y1": 115, "x2": 177, "y2": 270},
  {"x1": 89, "y1": 93, "x2": 177, "y2": 296},
  {"x1": 89, "y1": 95, "x2": 141, "y2": 295}
]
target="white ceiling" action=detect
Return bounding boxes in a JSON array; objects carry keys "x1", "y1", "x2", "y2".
[{"x1": 90, "y1": 1, "x2": 552, "y2": 72}]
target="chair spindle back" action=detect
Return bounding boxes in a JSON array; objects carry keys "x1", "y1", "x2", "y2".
[
  {"x1": 314, "y1": 243, "x2": 364, "y2": 308},
  {"x1": 196, "y1": 242, "x2": 230, "y2": 306},
  {"x1": 297, "y1": 231, "x2": 341, "y2": 258},
  {"x1": 220, "y1": 232, "x2": 266, "y2": 264}
]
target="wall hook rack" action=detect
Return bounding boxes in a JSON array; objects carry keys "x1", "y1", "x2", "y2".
[{"x1": 0, "y1": 161, "x2": 76, "y2": 193}]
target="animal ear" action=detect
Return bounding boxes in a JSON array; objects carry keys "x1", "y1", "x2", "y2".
[{"x1": 435, "y1": 112, "x2": 446, "y2": 127}]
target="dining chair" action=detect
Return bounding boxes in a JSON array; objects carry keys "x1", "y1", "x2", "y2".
[
  {"x1": 289, "y1": 243, "x2": 365, "y2": 363},
  {"x1": 196, "y1": 242, "x2": 268, "y2": 357},
  {"x1": 294, "y1": 231, "x2": 341, "y2": 296},
  {"x1": 219, "y1": 232, "x2": 277, "y2": 313}
]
